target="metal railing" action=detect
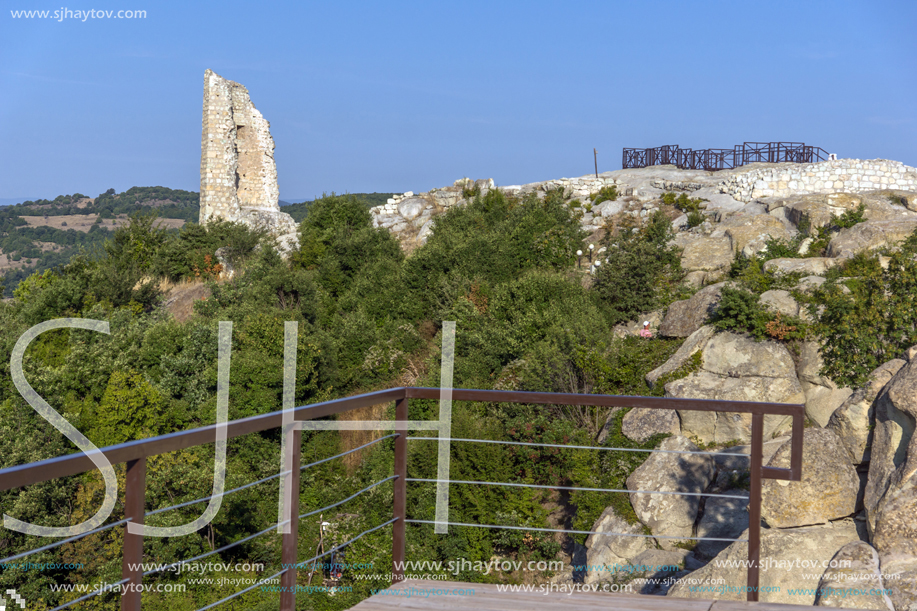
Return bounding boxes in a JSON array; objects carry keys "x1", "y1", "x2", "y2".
[
  {"x1": 623, "y1": 142, "x2": 829, "y2": 171},
  {"x1": 0, "y1": 387, "x2": 804, "y2": 607}
]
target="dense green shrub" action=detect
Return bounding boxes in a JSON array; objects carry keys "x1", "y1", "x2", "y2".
[
  {"x1": 591, "y1": 210, "x2": 685, "y2": 323},
  {"x1": 811, "y1": 229, "x2": 917, "y2": 386},
  {"x1": 589, "y1": 185, "x2": 618, "y2": 204},
  {"x1": 404, "y1": 187, "x2": 585, "y2": 321}
]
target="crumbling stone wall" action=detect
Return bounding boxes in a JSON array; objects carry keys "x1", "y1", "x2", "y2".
[
  {"x1": 719, "y1": 159, "x2": 917, "y2": 203},
  {"x1": 200, "y1": 69, "x2": 298, "y2": 255}
]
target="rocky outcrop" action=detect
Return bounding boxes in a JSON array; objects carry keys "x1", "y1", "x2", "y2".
[
  {"x1": 658, "y1": 284, "x2": 726, "y2": 338},
  {"x1": 864, "y1": 357, "x2": 917, "y2": 537},
  {"x1": 646, "y1": 325, "x2": 715, "y2": 387},
  {"x1": 758, "y1": 289, "x2": 802, "y2": 318},
  {"x1": 678, "y1": 236, "x2": 734, "y2": 273},
  {"x1": 584, "y1": 507, "x2": 653, "y2": 584},
  {"x1": 796, "y1": 341, "x2": 854, "y2": 427},
  {"x1": 763, "y1": 257, "x2": 842, "y2": 276},
  {"x1": 625, "y1": 436, "x2": 714, "y2": 550},
  {"x1": 665, "y1": 331, "x2": 802, "y2": 444},
  {"x1": 199, "y1": 69, "x2": 299, "y2": 256},
  {"x1": 667, "y1": 521, "x2": 861, "y2": 604},
  {"x1": 696, "y1": 491, "x2": 749, "y2": 559},
  {"x1": 827, "y1": 219, "x2": 917, "y2": 259},
  {"x1": 621, "y1": 408, "x2": 680, "y2": 443},
  {"x1": 815, "y1": 542, "x2": 894, "y2": 610},
  {"x1": 712, "y1": 213, "x2": 795, "y2": 257},
  {"x1": 828, "y1": 359, "x2": 906, "y2": 465},
  {"x1": 761, "y1": 429, "x2": 859, "y2": 528}
]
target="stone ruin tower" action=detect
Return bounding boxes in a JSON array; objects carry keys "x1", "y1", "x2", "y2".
[{"x1": 200, "y1": 69, "x2": 299, "y2": 255}]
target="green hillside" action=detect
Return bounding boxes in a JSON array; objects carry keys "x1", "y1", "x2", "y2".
[{"x1": 0, "y1": 187, "x2": 199, "y2": 296}]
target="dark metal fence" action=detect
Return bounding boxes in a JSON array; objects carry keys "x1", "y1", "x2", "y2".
[
  {"x1": 0, "y1": 387, "x2": 804, "y2": 608},
  {"x1": 623, "y1": 142, "x2": 829, "y2": 171}
]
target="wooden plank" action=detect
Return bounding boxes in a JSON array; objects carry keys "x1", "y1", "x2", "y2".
[
  {"x1": 348, "y1": 580, "x2": 866, "y2": 611},
  {"x1": 348, "y1": 579, "x2": 715, "y2": 611},
  {"x1": 711, "y1": 601, "x2": 876, "y2": 611}
]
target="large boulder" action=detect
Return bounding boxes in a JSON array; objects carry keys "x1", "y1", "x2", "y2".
[
  {"x1": 796, "y1": 341, "x2": 854, "y2": 427},
  {"x1": 696, "y1": 491, "x2": 749, "y2": 559},
  {"x1": 763, "y1": 257, "x2": 843, "y2": 276},
  {"x1": 646, "y1": 325, "x2": 715, "y2": 387},
  {"x1": 815, "y1": 541, "x2": 894, "y2": 610},
  {"x1": 621, "y1": 408, "x2": 680, "y2": 443},
  {"x1": 867, "y1": 355, "x2": 917, "y2": 611},
  {"x1": 827, "y1": 219, "x2": 917, "y2": 258},
  {"x1": 784, "y1": 193, "x2": 868, "y2": 229},
  {"x1": 864, "y1": 356, "x2": 917, "y2": 537},
  {"x1": 626, "y1": 436, "x2": 714, "y2": 550},
  {"x1": 667, "y1": 520, "x2": 860, "y2": 604},
  {"x1": 665, "y1": 332, "x2": 803, "y2": 444},
  {"x1": 759, "y1": 289, "x2": 801, "y2": 318},
  {"x1": 584, "y1": 507, "x2": 653, "y2": 584},
  {"x1": 712, "y1": 213, "x2": 794, "y2": 256},
  {"x1": 659, "y1": 284, "x2": 726, "y2": 338},
  {"x1": 828, "y1": 359, "x2": 906, "y2": 465},
  {"x1": 761, "y1": 428, "x2": 859, "y2": 528},
  {"x1": 678, "y1": 236, "x2": 734, "y2": 273}
]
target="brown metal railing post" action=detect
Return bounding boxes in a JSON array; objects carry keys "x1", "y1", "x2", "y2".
[
  {"x1": 747, "y1": 413, "x2": 764, "y2": 602},
  {"x1": 392, "y1": 396, "x2": 408, "y2": 583},
  {"x1": 280, "y1": 428, "x2": 302, "y2": 611},
  {"x1": 121, "y1": 457, "x2": 146, "y2": 611}
]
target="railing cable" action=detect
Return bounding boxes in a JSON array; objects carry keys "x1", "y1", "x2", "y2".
[
  {"x1": 407, "y1": 436, "x2": 751, "y2": 457},
  {"x1": 299, "y1": 475, "x2": 397, "y2": 520},
  {"x1": 0, "y1": 517, "x2": 132, "y2": 565},
  {"x1": 142, "y1": 519, "x2": 290, "y2": 577},
  {"x1": 405, "y1": 519, "x2": 747, "y2": 542},
  {"x1": 407, "y1": 477, "x2": 749, "y2": 500}
]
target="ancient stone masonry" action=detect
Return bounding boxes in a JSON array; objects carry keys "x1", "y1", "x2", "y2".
[
  {"x1": 719, "y1": 159, "x2": 917, "y2": 203},
  {"x1": 200, "y1": 69, "x2": 299, "y2": 255}
]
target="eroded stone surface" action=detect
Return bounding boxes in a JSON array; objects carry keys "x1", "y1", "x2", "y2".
[
  {"x1": 815, "y1": 542, "x2": 894, "y2": 609},
  {"x1": 626, "y1": 436, "x2": 714, "y2": 550},
  {"x1": 659, "y1": 284, "x2": 726, "y2": 338},
  {"x1": 865, "y1": 357, "x2": 917, "y2": 536},
  {"x1": 761, "y1": 428, "x2": 859, "y2": 528},
  {"x1": 827, "y1": 219, "x2": 917, "y2": 259},
  {"x1": 667, "y1": 521, "x2": 860, "y2": 604},
  {"x1": 584, "y1": 507, "x2": 653, "y2": 584},
  {"x1": 828, "y1": 359, "x2": 907, "y2": 465},
  {"x1": 621, "y1": 408, "x2": 680, "y2": 443}
]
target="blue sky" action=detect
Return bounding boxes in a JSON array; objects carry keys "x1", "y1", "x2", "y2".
[{"x1": 1, "y1": 0, "x2": 915, "y2": 203}]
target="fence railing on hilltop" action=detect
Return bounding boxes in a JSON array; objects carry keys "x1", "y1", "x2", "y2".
[
  {"x1": 622, "y1": 142, "x2": 829, "y2": 171},
  {"x1": 0, "y1": 387, "x2": 804, "y2": 609}
]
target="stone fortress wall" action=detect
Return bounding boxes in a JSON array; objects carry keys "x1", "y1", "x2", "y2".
[
  {"x1": 199, "y1": 69, "x2": 299, "y2": 255},
  {"x1": 719, "y1": 158, "x2": 917, "y2": 203}
]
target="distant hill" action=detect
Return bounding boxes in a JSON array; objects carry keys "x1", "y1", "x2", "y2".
[
  {"x1": 0, "y1": 188, "x2": 397, "y2": 295},
  {"x1": 0, "y1": 186, "x2": 198, "y2": 296}
]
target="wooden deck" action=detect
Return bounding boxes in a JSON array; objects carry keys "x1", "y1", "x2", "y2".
[{"x1": 347, "y1": 578, "x2": 859, "y2": 610}]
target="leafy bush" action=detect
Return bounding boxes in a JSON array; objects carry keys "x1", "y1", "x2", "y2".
[
  {"x1": 834, "y1": 203, "x2": 867, "y2": 229},
  {"x1": 686, "y1": 210, "x2": 705, "y2": 228},
  {"x1": 811, "y1": 228, "x2": 917, "y2": 386},
  {"x1": 404, "y1": 187, "x2": 585, "y2": 321},
  {"x1": 592, "y1": 210, "x2": 684, "y2": 323},
  {"x1": 589, "y1": 185, "x2": 618, "y2": 205},
  {"x1": 710, "y1": 285, "x2": 808, "y2": 341}
]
